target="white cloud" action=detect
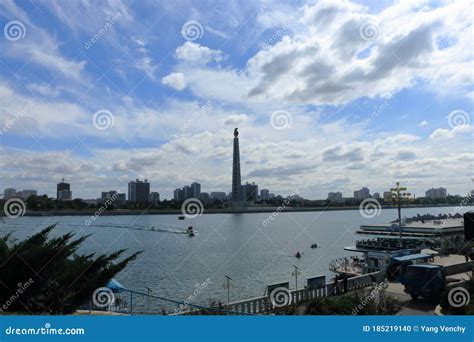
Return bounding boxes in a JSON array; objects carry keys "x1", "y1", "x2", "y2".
[
  {"x1": 175, "y1": 42, "x2": 223, "y2": 64},
  {"x1": 162, "y1": 72, "x2": 187, "y2": 91},
  {"x1": 429, "y1": 124, "x2": 473, "y2": 140},
  {"x1": 419, "y1": 120, "x2": 428, "y2": 126}
]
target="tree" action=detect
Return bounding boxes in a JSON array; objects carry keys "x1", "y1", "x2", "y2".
[{"x1": 0, "y1": 225, "x2": 141, "y2": 314}]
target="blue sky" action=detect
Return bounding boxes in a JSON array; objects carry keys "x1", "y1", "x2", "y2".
[{"x1": 0, "y1": 0, "x2": 473, "y2": 200}]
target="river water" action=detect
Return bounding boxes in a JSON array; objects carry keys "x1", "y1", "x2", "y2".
[{"x1": 1, "y1": 206, "x2": 471, "y2": 309}]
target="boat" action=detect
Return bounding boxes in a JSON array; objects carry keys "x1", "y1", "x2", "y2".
[
  {"x1": 178, "y1": 216, "x2": 185, "y2": 220},
  {"x1": 186, "y1": 226, "x2": 195, "y2": 237},
  {"x1": 311, "y1": 243, "x2": 318, "y2": 249},
  {"x1": 295, "y1": 252, "x2": 301, "y2": 259}
]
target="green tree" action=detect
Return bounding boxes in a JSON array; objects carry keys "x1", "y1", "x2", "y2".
[{"x1": 0, "y1": 225, "x2": 141, "y2": 314}]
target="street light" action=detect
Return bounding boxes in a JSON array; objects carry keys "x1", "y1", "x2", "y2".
[
  {"x1": 388, "y1": 182, "x2": 412, "y2": 248},
  {"x1": 224, "y1": 275, "x2": 232, "y2": 304},
  {"x1": 292, "y1": 265, "x2": 300, "y2": 290}
]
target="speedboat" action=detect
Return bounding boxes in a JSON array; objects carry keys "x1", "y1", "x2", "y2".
[
  {"x1": 178, "y1": 216, "x2": 185, "y2": 220},
  {"x1": 187, "y1": 226, "x2": 195, "y2": 237},
  {"x1": 295, "y1": 252, "x2": 301, "y2": 258}
]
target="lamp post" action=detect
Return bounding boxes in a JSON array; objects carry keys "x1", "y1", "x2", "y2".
[
  {"x1": 292, "y1": 265, "x2": 300, "y2": 290},
  {"x1": 389, "y1": 182, "x2": 411, "y2": 248},
  {"x1": 224, "y1": 275, "x2": 232, "y2": 304}
]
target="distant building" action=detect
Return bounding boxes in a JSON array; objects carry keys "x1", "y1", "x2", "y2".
[
  {"x1": 260, "y1": 189, "x2": 270, "y2": 201},
  {"x1": 4, "y1": 188, "x2": 17, "y2": 199},
  {"x1": 425, "y1": 187, "x2": 447, "y2": 199},
  {"x1": 101, "y1": 191, "x2": 125, "y2": 205},
  {"x1": 327, "y1": 192, "x2": 343, "y2": 202},
  {"x1": 354, "y1": 187, "x2": 370, "y2": 200},
  {"x1": 383, "y1": 191, "x2": 392, "y2": 201},
  {"x1": 58, "y1": 190, "x2": 72, "y2": 201},
  {"x1": 373, "y1": 192, "x2": 381, "y2": 200},
  {"x1": 191, "y1": 182, "x2": 201, "y2": 199},
  {"x1": 269, "y1": 193, "x2": 275, "y2": 199},
  {"x1": 183, "y1": 186, "x2": 192, "y2": 199},
  {"x1": 242, "y1": 182, "x2": 258, "y2": 202},
  {"x1": 200, "y1": 192, "x2": 210, "y2": 199},
  {"x1": 19, "y1": 190, "x2": 37, "y2": 200},
  {"x1": 210, "y1": 192, "x2": 226, "y2": 200},
  {"x1": 128, "y1": 179, "x2": 150, "y2": 203},
  {"x1": 57, "y1": 179, "x2": 71, "y2": 200},
  {"x1": 174, "y1": 188, "x2": 185, "y2": 201},
  {"x1": 149, "y1": 192, "x2": 160, "y2": 203}
]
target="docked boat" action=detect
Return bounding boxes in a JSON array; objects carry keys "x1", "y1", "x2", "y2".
[{"x1": 178, "y1": 216, "x2": 185, "y2": 220}]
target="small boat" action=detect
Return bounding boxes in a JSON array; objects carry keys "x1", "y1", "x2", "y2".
[
  {"x1": 311, "y1": 243, "x2": 318, "y2": 249},
  {"x1": 178, "y1": 216, "x2": 185, "y2": 220},
  {"x1": 295, "y1": 252, "x2": 301, "y2": 259},
  {"x1": 187, "y1": 226, "x2": 195, "y2": 237}
]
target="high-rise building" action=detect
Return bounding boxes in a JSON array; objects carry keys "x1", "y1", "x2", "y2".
[
  {"x1": 200, "y1": 192, "x2": 210, "y2": 199},
  {"x1": 354, "y1": 187, "x2": 370, "y2": 200},
  {"x1": 242, "y1": 182, "x2": 258, "y2": 202},
  {"x1": 260, "y1": 189, "x2": 270, "y2": 201},
  {"x1": 231, "y1": 128, "x2": 243, "y2": 206},
  {"x1": 327, "y1": 192, "x2": 343, "y2": 202},
  {"x1": 425, "y1": 187, "x2": 447, "y2": 199},
  {"x1": 210, "y1": 192, "x2": 226, "y2": 200},
  {"x1": 191, "y1": 182, "x2": 201, "y2": 199},
  {"x1": 57, "y1": 178, "x2": 71, "y2": 200},
  {"x1": 149, "y1": 192, "x2": 160, "y2": 203},
  {"x1": 128, "y1": 179, "x2": 150, "y2": 203},
  {"x1": 174, "y1": 188, "x2": 185, "y2": 201},
  {"x1": 183, "y1": 186, "x2": 192, "y2": 200},
  {"x1": 4, "y1": 188, "x2": 17, "y2": 199}
]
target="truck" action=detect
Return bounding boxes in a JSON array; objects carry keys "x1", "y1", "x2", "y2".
[{"x1": 398, "y1": 264, "x2": 446, "y2": 300}]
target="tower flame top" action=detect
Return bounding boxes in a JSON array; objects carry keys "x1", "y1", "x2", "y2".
[{"x1": 234, "y1": 127, "x2": 239, "y2": 138}]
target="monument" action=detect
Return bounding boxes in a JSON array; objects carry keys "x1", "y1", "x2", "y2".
[{"x1": 231, "y1": 128, "x2": 243, "y2": 207}]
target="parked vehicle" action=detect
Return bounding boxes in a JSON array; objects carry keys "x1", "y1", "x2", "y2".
[{"x1": 398, "y1": 264, "x2": 446, "y2": 300}]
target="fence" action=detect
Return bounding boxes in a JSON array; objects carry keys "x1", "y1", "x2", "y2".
[{"x1": 83, "y1": 272, "x2": 385, "y2": 316}]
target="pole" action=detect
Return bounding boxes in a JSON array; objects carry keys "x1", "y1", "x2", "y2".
[
  {"x1": 293, "y1": 265, "x2": 299, "y2": 290},
  {"x1": 224, "y1": 275, "x2": 232, "y2": 304}
]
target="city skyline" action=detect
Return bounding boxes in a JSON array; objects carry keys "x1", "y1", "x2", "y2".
[{"x1": 0, "y1": 0, "x2": 472, "y2": 200}]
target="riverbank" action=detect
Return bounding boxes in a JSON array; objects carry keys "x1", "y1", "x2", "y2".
[{"x1": 2, "y1": 203, "x2": 466, "y2": 217}]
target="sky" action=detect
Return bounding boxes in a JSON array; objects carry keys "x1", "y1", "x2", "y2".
[{"x1": 0, "y1": 0, "x2": 473, "y2": 200}]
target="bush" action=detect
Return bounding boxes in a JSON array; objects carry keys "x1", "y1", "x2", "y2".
[
  {"x1": 305, "y1": 290, "x2": 401, "y2": 315},
  {"x1": 0, "y1": 224, "x2": 140, "y2": 314}
]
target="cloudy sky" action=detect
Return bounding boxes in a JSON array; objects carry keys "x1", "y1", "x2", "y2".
[{"x1": 0, "y1": 0, "x2": 472, "y2": 200}]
